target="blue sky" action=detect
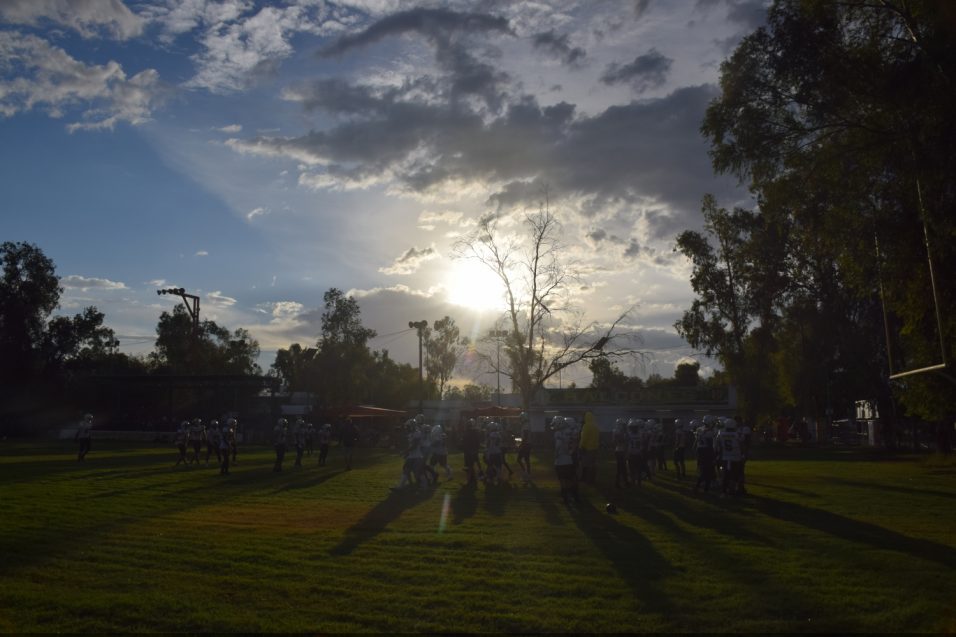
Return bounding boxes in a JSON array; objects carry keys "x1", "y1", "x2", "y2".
[{"x1": 0, "y1": 0, "x2": 763, "y2": 385}]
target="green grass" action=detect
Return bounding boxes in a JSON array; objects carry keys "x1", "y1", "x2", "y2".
[{"x1": 0, "y1": 440, "x2": 953, "y2": 633}]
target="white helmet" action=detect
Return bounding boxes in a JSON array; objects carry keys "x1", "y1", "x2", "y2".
[
  {"x1": 431, "y1": 424, "x2": 443, "y2": 437},
  {"x1": 645, "y1": 418, "x2": 658, "y2": 429},
  {"x1": 277, "y1": 417, "x2": 288, "y2": 427},
  {"x1": 209, "y1": 419, "x2": 219, "y2": 428}
]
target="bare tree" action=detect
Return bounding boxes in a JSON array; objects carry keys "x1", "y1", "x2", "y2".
[{"x1": 455, "y1": 203, "x2": 640, "y2": 410}]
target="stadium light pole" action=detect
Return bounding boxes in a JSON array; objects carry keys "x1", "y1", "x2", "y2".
[
  {"x1": 489, "y1": 329, "x2": 508, "y2": 406},
  {"x1": 409, "y1": 320, "x2": 428, "y2": 414},
  {"x1": 156, "y1": 287, "x2": 201, "y2": 335}
]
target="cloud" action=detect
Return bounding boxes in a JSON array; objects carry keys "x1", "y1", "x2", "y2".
[
  {"x1": 216, "y1": 123, "x2": 242, "y2": 133},
  {"x1": 418, "y1": 210, "x2": 464, "y2": 226},
  {"x1": 601, "y1": 48, "x2": 673, "y2": 93},
  {"x1": 230, "y1": 80, "x2": 741, "y2": 238},
  {"x1": 146, "y1": 279, "x2": 166, "y2": 287},
  {"x1": 207, "y1": 290, "x2": 237, "y2": 306},
  {"x1": 246, "y1": 206, "x2": 269, "y2": 220},
  {"x1": 171, "y1": 1, "x2": 359, "y2": 93},
  {"x1": 0, "y1": 0, "x2": 145, "y2": 40},
  {"x1": 0, "y1": 32, "x2": 165, "y2": 130},
  {"x1": 195, "y1": 250, "x2": 209, "y2": 256},
  {"x1": 379, "y1": 245, "x2": 440, "y2": 275},
  {"x1": 531, "y1": 30, "x2": 586, "y2": 68},
  {"x1": 322, "y1": 8, "x2": 513, "y2": 58},
  {"x1": 61, "y1": 275, "x2": 128, "y2": 291},
  {"x1": 321, "y1": 7, "x2": 515, "y2": 111}
]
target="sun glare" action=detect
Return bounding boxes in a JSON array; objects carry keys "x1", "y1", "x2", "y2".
[{"x1": 445, "y1": 260, "x2": 508, "y2": 311}]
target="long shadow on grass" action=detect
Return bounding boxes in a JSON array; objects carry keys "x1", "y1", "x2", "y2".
[
  {"x1": 745, "y1": 480, "x2": 821, "y2": 498},
  {"x1": 451, "y1": 482, "x2": 478, "y2": 525},
  {"x1": 482, "y1": 480, "x2": 515, "y2": 517},
  {"x1": 271, "y1": 469, "x2": 343, "y2": 493},
  {"x1": 568, "y1": 498, "x2": 676, "y2": 618},
  {"x1": 821, "y1": 476, "x2": 956, "y2": 501},
  {"x1": 590, "y1": 480, "x2": 858, "y2": 631},
  {"x1": 329, "y1": 489, "x2": 431, "y2": 556},
  {"x1": 748, "y1": 494, "x2": 956, "y2": 569},
  {"x1": 529, "y1": 484, "x2": 564, "y2": 526}
]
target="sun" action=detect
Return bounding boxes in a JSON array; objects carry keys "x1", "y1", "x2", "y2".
[{"x1": 445, "y1": 260, "x2": 508, "y2": 311}]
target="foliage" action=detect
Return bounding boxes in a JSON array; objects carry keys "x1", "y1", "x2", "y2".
[
  {"x1": 272, "y1": 289, "x2": 420, "y2": 409},
  {"x1": 150, "y1": 304, "x2": 261, "y2": 376},
  {"x1": 41, "y1": 307, "x2": 119, "y2": 373},
  {"x1": 443, "y1": 383, "x2": 494, "y2": 402},
  {"x1": 423, "y1": 316, "x2": 468, "y2": 399},
  {"x1": 0, "y1": 241, "x2": 61, "y2": 382},
  {"x1": 688, "y1": 0, "x2": 956, "y2": 422},
  {"x1": 588, "y1": 357, "x2": 643, "y2": 392},
  {"x1": 673, "y1": 360, "x2": 701, "y2": 386},
  {"x1": 455, "y1": 205, "x2": 638, "y2": 409}
]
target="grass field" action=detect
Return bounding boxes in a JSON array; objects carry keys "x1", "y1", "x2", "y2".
[{"x1": 0, "y1": 440, "x2": 953, "y2": 633}]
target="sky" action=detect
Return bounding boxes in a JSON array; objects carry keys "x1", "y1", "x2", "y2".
[{"x1": 0, "y1": 0, "x2": 762, "y2": 388}]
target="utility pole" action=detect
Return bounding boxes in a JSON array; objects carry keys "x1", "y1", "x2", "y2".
[
  {"x1": 489, "y1": 329, "x2": 508, "y2": 406},
  {"x1": 409, "y1": 320, "x2": 428, "y2": 414},
  {"x1": 157, "y1": 287, "x2": 200, "y2": 334}
]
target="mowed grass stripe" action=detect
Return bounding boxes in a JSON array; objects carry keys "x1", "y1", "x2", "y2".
[{"x1": 1, "y1": 441, "x2": 954, "y2": 633}]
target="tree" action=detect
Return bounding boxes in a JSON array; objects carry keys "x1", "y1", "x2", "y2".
[
  {"x1": 151, "y1": 304, "x2": 261, "y2": 375},
  {"x1": 42, "y1": 306, "x2": 119, "y2": 374},
  {"x1": 675, "y1": 196, "x2": 786, "y2": 426},
  {"x1": 588, "y1": 356, "x2": 644, "y2": 392},
  {"x1": 674, "y1": 360, "x2": 701, "y2": 386},
  {"x1": 701, "y1": 0, "x2": 956, "y2": 421},
  {"x1": 424, "y1": 316, "x2": 468, "y2": 398},
  {"x1": 0, "y1": 241, "x2": 61, "y2": 381},
  {"x1": 270, "y1": 343, "x2": 317, "y2": 392},
  {"x1": 314, "y1": 288, "x2": 377, "y2": 407},
  {"x1": 455, "y1": 204, "x2": 638, "y2": 410},
  {"x1": 444, "y1": 383, "x2": 494, "y2": 402}
]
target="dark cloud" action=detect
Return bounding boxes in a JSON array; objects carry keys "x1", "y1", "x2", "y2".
[
  {"x1": 634, "y1": 0, "x2": 652, "y2": 19},
  {"x1": 601, "y1": 49, "x2": 673, "y2": 93},
  {"x1": 321, "y1": 8, "x2": 513, "y2": 57},
  {"x1": 726, "y1": 0, "x2": 769, "y2": 30},
  {"x1": 320, "y1": 7, "x2": 514, "y2": 112},
  {"x1": 532, "y1": 30, "x2": 586, "y2": 68},
  {"x1": 234, "y1": 83, "x2": 742, "y2": 240},
  {"x1": 692, "y1": 0, "x2": 768, "y2": 31},
  {"x1": 624, "y1": 239, "x2": 641, "y2": 259},
  {"x1": 588, "y1": 228, "x2": 608, "y2": 242},
  {"x1": 380, "y1": 246, "x2": 439, "y2": 275}
]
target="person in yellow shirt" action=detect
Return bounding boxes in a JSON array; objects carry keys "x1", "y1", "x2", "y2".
[{"x1": 578, "y1": 411, "x2": 600, "y2": 485}]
